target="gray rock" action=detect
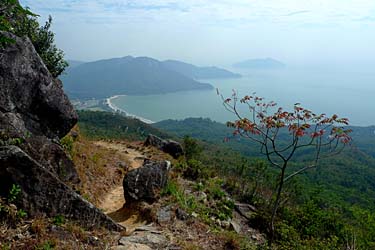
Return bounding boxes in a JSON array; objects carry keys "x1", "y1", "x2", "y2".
[
  {"x1": 112, "y1": 243, "x2": 152, "y2": 250},
  {"x1": 195, "y1": 191, "x2": 207, "y2": 201},
  {"x1": 117, "y1": 161, "x2": 128, "y2": 171},
  {"x1": 144, "y1": 134, "x2": 183, "y2": 159},
  {"x1": 123, "y1": 161, "x2": 171, "y2": 203},
  {"x1": 221, "y1": 220, "x2": 231, "y2": 229},
  {"x1": 230, "y1": 220, "x2": 241, "y2": 233},
  {"x1": 0, "y1": 31, "x2": 77, "y2": 139},
  {"x1": 157, "y1": 205, "x2": 172, "y2": 224},
  {"x1": 175, "y1": 208, "x2": 189, "y2": 221},
  {"x1": 234, "y1": 203, "x2": 256, "y2": 220},
  {"x1": 20, "y1": 136, "x2": 80, "y2": 185},
  {"x1": 119, "y1": 233, "x2": 168, "y2": 249},
  {"x1": 0, "y1": 31, "x2": 80, "y2": 185},
  {"x1": 0, "y1": 146, "x2": 122, "y2": 231}
]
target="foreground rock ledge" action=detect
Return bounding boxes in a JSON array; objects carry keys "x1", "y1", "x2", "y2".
[{"x1": 0, "y1": 146, "x2": 123, "y2": 231}]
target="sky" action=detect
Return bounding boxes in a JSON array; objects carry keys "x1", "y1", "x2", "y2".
[{"x1": 20, "y1": 0, "x2": 375, "y2": 68}]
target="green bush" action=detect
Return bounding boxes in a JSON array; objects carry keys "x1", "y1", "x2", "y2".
[
  {"x1": 60, "y1": 135, "x2": 74, "y2": 156},
  {"x1": 53, "y1": 215, "x2": 65, "y2": 226},
  {"x1": 0, "y1": 1, "x2": 67, "y2": 77},
  {"x1": 8, "y1": 184, "x2": 21, "y2": 203}
]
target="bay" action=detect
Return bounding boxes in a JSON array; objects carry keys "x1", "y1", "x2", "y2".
[{"x1": 110, "y1": 68, "x2": 375, "y2": 126}]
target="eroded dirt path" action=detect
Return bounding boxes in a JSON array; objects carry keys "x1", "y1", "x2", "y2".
[{"x1": 95, "y1": 141, "x2": 148, "y2": 230}]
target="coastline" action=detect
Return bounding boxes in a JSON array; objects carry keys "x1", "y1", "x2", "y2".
[{"x1": 105, "y1": 95, "x2": 155, "y2": 124}]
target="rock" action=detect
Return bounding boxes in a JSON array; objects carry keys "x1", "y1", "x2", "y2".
[
  {"x1": 234, "y1": 203, "x2": 256, "y2": 220},
  {"x1": 230, "y1": 221, "x2": 241, "y2": 233},
  {"x1": 134, "y1": 225, "x2": 162, "y2": 234},
  {"x1": 144, "y1": 134, "x2": 183, "y2": 159},
  {"x1": 215, "y1": 219, "x2": 222, "y2": 227},
  {"x1": 175, "y1": 208, "x2": 189, "y2": 221},
  {"x1": 0, "y1": 31, "x2": 77, "y2": 139},
  {"x1": 0, "y1": 32, "x2": 121, "y2": 230},
  {"x1": 117, "y1": 161, "x2": 128, "y2": 170},
  {"x1": 191, "y1": 212, "x2": 198, "y2": 218},
  {"x1": 20, "y1": 136, "x2": 80, "y2": 185},
  {"x1": 157, "y1": 205, "x2": 173, "y2": 224},
  {"x1": 195, "y1": 191, "x2": 207, "y2": 201},
  {"x1": 0, "y1": 32, "x2": 80, "y2": 185},
  {"x1": 119, "y1": 233, "x2": 168, "y2": 249},
  {"x1": 0, "y1": 146, "x2": 122, "y2": 231},
  {"x1": 70, "y1": 131, "x2": 79, "y2": 140},
  {"x1": 112, "y1": 243, "x2": 152, "y2": 250},
  {"x1": 123, "y1": 161, "x2": 171, "y2": 203},
  {"x1": 221, "y1": 220, "x2": 231, "y2": 229},
  {"x1": 167, "y1": 245, "x2": 182, "y2": 250}
]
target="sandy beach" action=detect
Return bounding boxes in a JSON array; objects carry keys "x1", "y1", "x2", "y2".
[{"x1": 106, "y1": 95, "x2": 155, "y2": 124}]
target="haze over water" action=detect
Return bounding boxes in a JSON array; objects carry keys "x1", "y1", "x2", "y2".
[{"x1": 111, "y1": 67, "x2": 375, "y2": 126}]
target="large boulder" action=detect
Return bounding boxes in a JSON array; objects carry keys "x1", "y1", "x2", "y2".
[
  {"x1": 0, "y1": 31, "x2": 77, "y2": 139},
  {"x1": 0, "y1": 146, "x2": 122, "y2": 231},
  {"x1": 144, "y1": 134, "x2": 183, "y2": 159},
  {"x1": 123, "y1": 161, "x2": 171, "y2": 203},
  {"x1": 0, "y1": 32, "x2": 120, "y2": 230},
  {"x1": 20, "y1": 136, "x2": 80, "y2": 184},
  {"x1": 0, "y1": 31, "x2": 79, "y2": 184}
]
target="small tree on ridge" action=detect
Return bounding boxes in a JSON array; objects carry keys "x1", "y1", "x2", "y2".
[{"x1": 221, "y1": 90, "x2": 352, "y2": 241}]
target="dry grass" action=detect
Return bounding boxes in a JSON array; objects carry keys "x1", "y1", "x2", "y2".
[
  {"x1": 68, "y1": 126, "x2": 173, "y2": 206},
  {"x1": 0, "y1": 217, "x2": 119, "y2": 250}
]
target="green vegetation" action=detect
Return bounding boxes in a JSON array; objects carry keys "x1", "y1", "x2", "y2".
[
  {"x1": 155, "y1": 116, "x2": 375, "y2": 249},
  {"x1": 0, "y1": 0, "x2": 68, "y2": 77},
  {"x1": 0, "y1": 184, "x2": 27, "y2": 226},
  {"x1": 53, "y1": 215, "x2": 65, "y2": 226},
  {"x1": 77, "y1": 110, "x2": 169, "y2": 140},
  {"x1": 0, "y1": 132, "x2": 25, "y2": 146},
  {"x1": 8, "y1": 184, "x2": 21, "y2": 203}
]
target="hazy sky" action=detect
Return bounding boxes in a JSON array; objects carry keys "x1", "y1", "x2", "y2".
[{"x1": 20, "y1": 0, "x2": 375, "y2": 67}]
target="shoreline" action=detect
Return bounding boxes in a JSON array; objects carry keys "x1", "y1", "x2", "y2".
[{"x1": 105, "y1": 95, "x2": 155, "y2": 124}]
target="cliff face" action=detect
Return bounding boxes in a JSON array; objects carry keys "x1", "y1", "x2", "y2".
[{"x1": 0, "y1": 31, "x2": 122, "y2": 230}]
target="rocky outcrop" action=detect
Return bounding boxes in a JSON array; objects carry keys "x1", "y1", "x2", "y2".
[
  {"x1": 0, "y1": 31, "x2": 79, "y2": 184},
  {"x1": 0, "y1": 31, "x2": 77, "y2": 139},
  {"x1": 21, "y1": 136, "x2": 80, "y2": 184},
  {"x1": 123, "y1": 161, "x2": 171, "y2": 203},
  {"x1": 0, "y1": 146, "x2": 122, "y2": 231},
  {"x1": 144, "y1": 134, "x2": 183, "y2": 159},
  {"x1": 0, "y1": 31, "x2": 121, "y2": 230}
]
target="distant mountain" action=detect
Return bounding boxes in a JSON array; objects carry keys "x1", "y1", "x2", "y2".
[
  {"x1": 66, "y1": 60, "x2": 86, "y2": 69},
  {"x1": 61, "y1": 56, "x2": 213, "y2": 99},
  {"x1": 233, "y1": 58, "x2": 286, "y2": 69},
  {"x1": 162, "y1": 60, "x2": 241, "y2": 79}
]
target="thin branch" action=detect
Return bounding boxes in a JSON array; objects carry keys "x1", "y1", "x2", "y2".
[{"x1": 284, "y1": 164, "x2": 316, "y2": 182}]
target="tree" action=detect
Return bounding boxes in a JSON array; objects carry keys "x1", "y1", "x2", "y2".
[
  {"x1": 183, "y1": 135, "x2": 203, "y2": 161},
  {"x1": 221, "y1": 91, "x2": 352, "y2": 241},
  {"x1": 0, "y1": 1, "x2": 68, "y2": 77}
]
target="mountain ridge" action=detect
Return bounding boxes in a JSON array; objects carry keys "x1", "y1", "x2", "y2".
[{"x1": 61, "y1": 56, "x2": 214, "y2": 99}]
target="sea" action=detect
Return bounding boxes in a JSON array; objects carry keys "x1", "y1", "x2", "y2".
[{"x1": 109, "y1": 67, "x2": 375, "y2": 126}]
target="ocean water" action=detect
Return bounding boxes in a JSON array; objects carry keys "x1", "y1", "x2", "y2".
[{"x1": 110, "y1": 68, "x2": 375, "y2": 126}]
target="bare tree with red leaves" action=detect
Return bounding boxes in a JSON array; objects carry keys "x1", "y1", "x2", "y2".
[{"x1": 221, "y1": 90, "x2": 352, "y2": 241}]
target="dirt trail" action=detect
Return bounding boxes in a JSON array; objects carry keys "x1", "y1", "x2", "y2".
[{"x1": 95, "y1": 141, "x2": 149, "y2": 230}]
